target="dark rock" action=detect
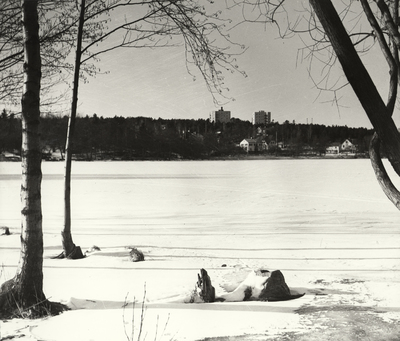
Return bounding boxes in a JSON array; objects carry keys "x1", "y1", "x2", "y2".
[
  {"x1": 1, "y1": 226, "x2": 10, "y2": 235},
  {"x1": 259, "y1": 270, "x2": 305, "y2": 301},
  {"x1": 243, "y1": 287, "x2": 253, "y2": 301},
  {"x1": 197, "y1": 268, "x2": 215, "y2": 303},
  {"x1": 129, "y1": 247, "x2": 144, "y2": 262}
]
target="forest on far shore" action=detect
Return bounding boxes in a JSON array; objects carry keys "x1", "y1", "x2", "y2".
[{"x1": 0, "y1": 110, "x2": 374, "y2": 160}]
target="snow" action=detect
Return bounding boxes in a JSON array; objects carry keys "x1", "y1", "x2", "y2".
[{"x1": 0, "y1": 159, "x2": 400, "y2": 340}]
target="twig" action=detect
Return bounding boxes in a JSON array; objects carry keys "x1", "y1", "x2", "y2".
[
  {"x1": 137, "y1": 284, "x2": 147, "y2": 341},
  {"x1": 123, "y1": 292, "x2": 132, "y2": 341}
]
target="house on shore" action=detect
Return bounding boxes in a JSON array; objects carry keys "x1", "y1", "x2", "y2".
[
  {"x1": 326, "y1": 142, "x2": 341, "y2": 155},
  {"x1": 239, "y1": 138, "x2": 267, "y2": 153},
  {"x1": 341, "y1": 139, "x2": 358, "y2": 154},
  {"x1": 326, "y1": 139, "x2": 359, "y2": 155}
]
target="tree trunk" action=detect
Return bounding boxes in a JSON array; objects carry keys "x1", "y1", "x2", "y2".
[
  {"x1": 197, "y1": 269, "x2": 216, "y2": 303},
  {"x1": 369, "y1": 133, "x2": 400, "y2": 209},
  {"x1": 0, "y1": 0, "x2": 46, "y2": 317},
  {"x1": 61, "y1": 0, "x2": 86, "y2": 259},
  {"x1": 309, "y1": 0, "x2": 400, "y2": 179},
  {"x1": 18, "y1": 0, "x2": 44, "y2": 304},
  {"x1": 259, "y1": 270, "x2": 305, "y2": 301}
]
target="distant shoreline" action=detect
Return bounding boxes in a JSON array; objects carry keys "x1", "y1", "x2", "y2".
[
  {"x1": 196, "y1": 154, "x2": 369, "y2": 161},
  {"x1": 0, "y1": 155, "x2": 369, "y2": 163},
  {"x1": 0, "y1": 154, "x2": 370, "y2": 162}
]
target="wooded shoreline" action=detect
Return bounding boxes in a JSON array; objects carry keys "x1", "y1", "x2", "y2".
[{"x1": 0, "y1": 154, "x2": 370, "y2": 162}]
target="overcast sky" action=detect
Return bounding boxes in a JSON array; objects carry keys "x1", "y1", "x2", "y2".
[
  {"x1": 73, "y1": 1, "x2": 400, "y2": 129},
  {"x1": 5, "y1": 1, "x2": 397, "y2": 129}
]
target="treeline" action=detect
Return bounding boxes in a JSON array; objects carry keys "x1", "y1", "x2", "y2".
[{"x1": 0, "y1": 111, "x2": 374, "y2": 160}]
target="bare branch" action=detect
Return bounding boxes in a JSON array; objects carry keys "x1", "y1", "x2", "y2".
[{"x1": 360, "y1": 0, "x2": 397, "y2": 113}]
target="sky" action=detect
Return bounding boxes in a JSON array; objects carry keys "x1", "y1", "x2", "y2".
[
  {"x1": 71, "y1": 1, "x2": 400, "y2": 129},
  {"x1": 2, "y1": 1, "x2": 397, "y2": 129}
]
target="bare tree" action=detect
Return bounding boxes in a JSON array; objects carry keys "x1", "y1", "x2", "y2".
[
  {"x1": 0, "y1": 1, "x2": 22, "y2": 105},
  {"x1": 59, "y1": 0, "x2": 246, "y2": 259},
  {"x1": 0, "y1": 1, "x2": 85, "y2": 116},
  {"x1": 60, "y1": 0, "x2": 87, "y2": 259},
  {"x1": 234, "y1": 0, "x2": 400, "y2": 211},
  {"x1": 308, "y1": 0, "x2": 400, "y2": 209},
  {"x1": 0, "y1": 0, "x2": 63, "y2": 318},
  {"x1": 0, "y1": 0, "x2": 243, "y2": 315}
]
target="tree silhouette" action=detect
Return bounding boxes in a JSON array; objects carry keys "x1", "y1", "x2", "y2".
[
  {"x1": 236, "y1": 0, "x2": 400, "y2": 210},
  {"x1": 60, "y1": 0, "x2": 247, "y2": 258},
  {"x1": 0, "y1": 0, "x2": 63, "y2": 318}
]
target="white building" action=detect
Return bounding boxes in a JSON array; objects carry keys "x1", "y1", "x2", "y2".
[
  {"x1": 325, "y1": 142, "x2": 341, "y2": 154},
  {"x1": 240, "y1": 139, "x2": 256, "y2": 152},
  {"x1": 239, "y1": 138, "x2": 267, "y2": 152},
  {"x1": 325, "y1": 139, "x2": 358, "y2": 155},
  {"x1": 341, "y1": 139, "x2": 357, "y2": 153}
]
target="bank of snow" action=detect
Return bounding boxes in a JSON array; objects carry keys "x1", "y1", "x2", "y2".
[{"x1": 1, "y1": 240, "x2": 399, "y2": 341}]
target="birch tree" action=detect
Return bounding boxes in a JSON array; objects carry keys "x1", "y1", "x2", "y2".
[
  {"x1": 0, "y1": 1, "x2": 78, "y2": 114},
  {"x1": 60, "y1": 0, "x2": 245, "y2": 259},
  {"x1": 0, "y1": 0, "x2": 63, "y2": 318}
]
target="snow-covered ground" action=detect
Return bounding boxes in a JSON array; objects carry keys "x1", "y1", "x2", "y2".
[{"x1": 1, "y1": 159, "x2": 400, "y2": 340}]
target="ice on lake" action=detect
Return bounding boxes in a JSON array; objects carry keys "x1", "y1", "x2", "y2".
[
  {"x1": 1, "y1": 159, "x2": 400, "y2": 288},
  {"x1": 1, "y1": 159, "x2": 399, "y2": 231}
]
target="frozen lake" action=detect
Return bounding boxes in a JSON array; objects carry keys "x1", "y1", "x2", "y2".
[
  {"x1": 1, "y1": 159, "x2": 400, "y2": 228},
  {"x1": 1, "y1": 159, "x2": 400, "y2": 274},
  {"x1": 1, "y1": 159, "x2": 400, "y2": 340}
]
